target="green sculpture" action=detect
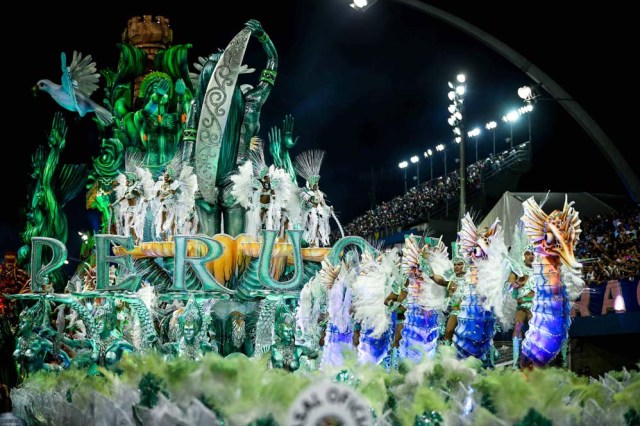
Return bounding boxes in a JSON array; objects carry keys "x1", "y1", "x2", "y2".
[
  {"x1": 17, "y1": 112, "x2": 87, "y2": 291},
  {"x1": 12, "y1": 299, "x2": 69, "y2": 378},
  {"x1": 270, "y1": 302, "x2": 317, "y2": 372},
  {"x1": 119, "y1": 73, "x2": 192, "y2": 173},
  {"x1": 192, "y1": 19, "x2": 278, "y2": 237},
  {"x1": 88, "y1": 299, "x2": 135, "y2": 375},
  {"x1": 86, "y1": 137, "x2": 125, "y2": 234},
  {"x1": 162, "y1": 296, "x2": 216, "y2": 361},
  {"x1": 87, "y1": 35, "x2": 194, "y2": 231},
  {"x1": 268, "y1": 114, "x2": 300, "y2": 182}
]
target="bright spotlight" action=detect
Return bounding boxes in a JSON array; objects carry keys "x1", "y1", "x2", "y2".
[{"x1": 349, "y1": 0, "x2": 378, "y2": 11}]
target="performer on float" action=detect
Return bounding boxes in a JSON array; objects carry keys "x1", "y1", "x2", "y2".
[
  {"x1": 228, "y1": 139, "x2": 298, "y2": 239},
  {"x1": 505, "y1": 221, "x2": 535, "y2": 369},
  {"x1": 426, "y1": 242, "x2": 468, "y2": 346},
  {"x1": 397, "y1": 235, "x2": 448, "y2": 361},
  {"x1": 112, "y1": 152, "x2": 154, "y2": 244},
  {"x1": 151, "y1": 148, "x2": 199, "y2": 240},
  {"x1": 295, "y1": 150, "x2": 333, "y2": 247}
]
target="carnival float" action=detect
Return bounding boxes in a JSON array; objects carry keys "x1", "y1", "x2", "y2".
[{"x1": 1, "y1": 15, "x2": 638, "y2": 426}]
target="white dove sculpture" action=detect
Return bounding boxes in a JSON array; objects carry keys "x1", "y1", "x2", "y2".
[{"x1": 35, "y1": 51, "x2": 113, "y2": 125}]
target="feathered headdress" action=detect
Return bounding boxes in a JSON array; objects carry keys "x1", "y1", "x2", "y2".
[
  {"x1": 295, "y1": 149, "x2": 325, "y2": 187},
  {"x1": 249, "y1": 138, "x2": 269, "y2": 179},
  {"x1": 451, "y1": 241, "x2": 467, "y2": 266},
  {"x1": 510, "y1": 219, "x2": 534, "y2": 267},
  {"x1": 458, "y1": 211, "x2": 501, "y2": 261},
  {"x1": 162, "y1": 144, "x2": 196, "y2": 182},
  {"x1": 122, "y1": 150, "x2": 146, "y2": 178}
]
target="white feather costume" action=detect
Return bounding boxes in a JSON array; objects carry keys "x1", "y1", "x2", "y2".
[
  {"x1": 460, "y1": 214, "x2": 514, "y2": 329},
  {"x1": 401, "y1": 235, "x2": 448, "y2": 312},
  {"x1": 151, "y1": 147, "x2": 199, "y2": 240},
  {"x1": 174, "y1": 164, "x2": 199, "y2": 235},
  {"x1": 228, "y1": 141, "x2": 300, "y2": 239},
  {"x1": 351, "y1": 250, "x2": 397, "y2": 339},
  {"x1": 112, "y1": 153, "x2": 154, "y2": 244},
  {"x1": 320, "y1": 262, "x2": 356, "y2": 369},
  {"x1": 295, "y1": 150, "x2": 333, "y2": 247}
]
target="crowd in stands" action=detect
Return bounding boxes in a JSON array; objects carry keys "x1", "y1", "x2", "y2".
[
  {"x1": 335, "y1": 142, "x2": 640, "y2": 284},
  {"x1": 339, "y1": 146, "x2": 525, "y2": 239},
  {"x1": 577, "y1": 205, "x2": 640, "y2": 283}
]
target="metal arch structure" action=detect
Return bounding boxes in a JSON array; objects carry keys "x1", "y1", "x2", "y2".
[{"x1": 391, "y1": 0, "x2": 640, "y2": 203}]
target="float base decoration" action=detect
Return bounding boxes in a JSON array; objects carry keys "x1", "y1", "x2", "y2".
[{"x1": 9, "y1": 348, "x2": 640, "y2": 426}]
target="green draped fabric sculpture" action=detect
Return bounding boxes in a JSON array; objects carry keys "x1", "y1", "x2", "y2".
[{"x1": 17, "y1": 113, "x2": 87, "y2": 291}]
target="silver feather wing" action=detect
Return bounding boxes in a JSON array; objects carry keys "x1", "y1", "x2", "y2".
[{"x1": 68, "y1": 50, "x2": 100, "y2": 96}]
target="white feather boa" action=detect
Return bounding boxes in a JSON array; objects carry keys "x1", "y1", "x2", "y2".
[
  {"x1": 295, "y1": 272, "x2": 326, "y2": 338},
  {"x1": 229, "y1": 160, "x2": 255, "y2": 209},
  {"x1": 328, "y1": 268, "x2": 354, "y2": 333},
  {"x1": 562, "y1": 265, "x2": 586, "y2": 302},
  {"x1": 416, "y1": 249, "x2": 450, "y2": 311},
  {"x1": 474, "y1": 233, "x2": 514, "y2": 329},
  {"x1": 351, "y1": 268, "x2": 391, "y2": 339}
]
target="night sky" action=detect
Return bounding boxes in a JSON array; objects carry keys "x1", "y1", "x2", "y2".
[{"x1": 2, "y1": 1, "x2": 635, "y2": 256}]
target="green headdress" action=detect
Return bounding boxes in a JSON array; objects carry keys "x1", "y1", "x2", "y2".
[
  {"x1": 139, "y1": 71, "x2": 173, "y2": 100},
  {"x1": 179, "y1": 296, "x2": 202, "y2": 332},
  {"x1": 95, "y1": 299, "x2": 118, "y2": 330},
  {"x1": 509, "y1": 220, "x2": 535, "y2": 271},
  {"x1": 423, "y1": 236, "x2": 441, "y2": 249},
  {"x1": 274, "y1": 300, "x2": 295, "y2": 338},
  {"x1": 451, "y1": 241, "x2": 468, "y2": 266}
]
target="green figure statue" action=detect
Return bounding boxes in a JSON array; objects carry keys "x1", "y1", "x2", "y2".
[
  {"x1": 91, "y1": 25, "x2": 194, "y2": 228},
  {"x1": 192, "y1": 19, "x2": 278, "y2": 237},
  {"x1": 12, "y1": 300, "x2": 69, "y2": 378},
  {"x1": 119, "y1": 73, "x2": 191, "y2": 174},
  {"x1": 17, "y1": 112, "x2": 87, "y2": 291},
  {"x1": 270, "y1": 303, "x2": 317, "y2": 372},
  {"x1": 86, "y1": 137, "x2": 125, "y2": 234},
  {"x1": 88, "y1": 299, "x2": 135, "y2": 375},
  {"x1": 162, "y1": 297, "x2": 216, "y2": 361},
  {"x1": 268, "y1": 114, "x2": 299, "y2": 183}
]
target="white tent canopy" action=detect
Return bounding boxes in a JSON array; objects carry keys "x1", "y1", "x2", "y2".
[{"x1": 478, "y1": 192, "x2": 617, "y2": 248}]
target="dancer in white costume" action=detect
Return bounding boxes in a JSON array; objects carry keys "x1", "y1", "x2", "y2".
[
  {"x1": 113, "y1": 152, "x2": 154, "y2": 244},
  {"x1": 295, "y1": 150, "x2": 332, "y2": 247}
]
